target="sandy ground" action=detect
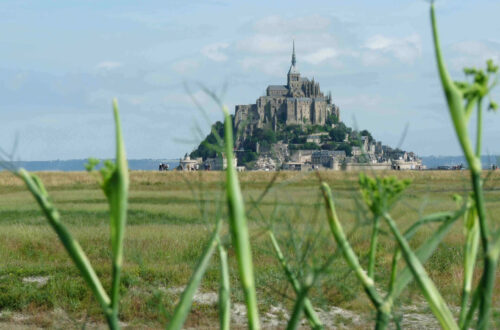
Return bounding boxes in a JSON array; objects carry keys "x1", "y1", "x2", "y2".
[{"x1": 0, "y1": 286, "x2": 441, "y2": 329}]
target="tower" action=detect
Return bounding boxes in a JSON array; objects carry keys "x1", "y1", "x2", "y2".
[{"x1": 287, "y1": 41, "x2": 301, "y2": 93}]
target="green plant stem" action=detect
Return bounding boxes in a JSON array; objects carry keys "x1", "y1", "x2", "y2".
[
  {"x1": 109, "y1": 100, "x2": 129, "y2": 323},
  {"x1": 462, "y1": 287, "x2": 480, "y2": 330},
  {"x1": 166, "y1": 220, "x2": 221, "y2": 330},
  {"x1": 286, "y1": 287, "x2": 311, "y2": 330},
  {"x1": 476, "y1": 256, "x2": 497, "y2": 330},
  {"x1": 431, "y1": 4, "x2": 498, "y2": 328},
  {"x1": 387, "y1": 249, "x2": 400, "y2": 298},
  {"x1": 470, "y1": 171, "x2": 497, "y2": 330},
  {"x1": 218, "y1": 243, "x2": 230, "y2": 330},
  {"x1": 430, "y1": 3, "x2": 480, "y2": 174},
  {"x1": 268, "y1": 231, "x2": 323, "y2": 329},
  {"x1": 368, "y1": 215, "x2": 380, "y2": 279},
  {"x1": 18, "y1": 170, "x2": 114, "y2": 326},
  {"x1": 476, "y1": 233, "x2": 500, "y2": 329},
  {"x1": 223, "y1": 106, "x2": 260, "y2": 330},
  {"x1": 471, "y1": 173, "x2": 489, "y2": 251},
  {"x1": 390, "y1": 208, "x2": 464, "y2": 300},
  {"x1": 322, "y1": 182, "x2": 391, "y2": 329},
  {"x1": 375, "y1": 310, "x2": 391, "y2": 330},
  {"x1": 458, "y1": 206, "x2": 480, "y2": 327},
  {"x1": 382, "y1": 212, "x2": 458, "y2": 330},
  {"x1": 404, "y1": 211, "x2": 456, "y2": 239},
  {"x1": 475, "y1": 99, "x2": 483, "y2": 158},
  {"x1": 388, "y1": 210, "x2": 460, "y2": 298},
  {"x1": 321, "y1": 183, "x2": 382, "y2": 307}
]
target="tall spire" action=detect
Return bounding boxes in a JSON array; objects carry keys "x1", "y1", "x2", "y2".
[{"x1": 288, "y1": 39, "x2": 299, "y2": 79}]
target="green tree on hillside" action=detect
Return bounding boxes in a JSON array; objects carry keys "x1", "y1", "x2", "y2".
[
  {"x1": 335, "y1": 142, "x2": 352, "y2": 156},
  {"x1": 329, "y1": 123, "x2": 348, "y2": 142},
  {"x1": 321, "y1": 142, "x2": 337, "y2": 150},
  {"x1": 190, "y1": 121, "x2": 225, "y2": 160},
  {"x1": 325, "y1": 113, "x2": 339, "y2": 126}
]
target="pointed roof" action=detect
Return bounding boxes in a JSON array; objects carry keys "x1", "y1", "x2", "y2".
[{"x1": 288, "y1": 40, "x2": 299, "y2": 75}]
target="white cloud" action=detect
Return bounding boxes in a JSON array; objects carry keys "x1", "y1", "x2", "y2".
[
  {"x1": 303, "y1": 47, "x2": 338, "y2": 65},
  {"x1": 364, "y1": 34, "x2": 422, "y2": 64},
  {"x1": 96, "y1": 61, "x2": 123, "y2": 70},
  {"x1": 201, "y1": 42, "x2": 229, "y2": 62}
]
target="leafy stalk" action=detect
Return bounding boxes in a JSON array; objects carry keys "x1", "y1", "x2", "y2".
[
  {"x1": 17, "y1": 169, "x2": 112, "y2": 318},
  {"x1": 321, "y1": 182, "x2": 396, "y2": 329},
  {"x1": 459, "y1": 203, "x2": 480, "y2": 327},
  {"x1": 389, "y1": 208, "x2": 465, "y2": 300},
  {"x1": 223, "y1": 106, "x2": 260, "y2": 329},
  {"x1": 268, "y1": 231, "x2": 324, "y2": 329},
  {"x1": 383, "y1": 212, "x2": 459, "y2": 330},
  {"x1": 368, "y1": 215, "x2": 380, "y2": 278},
  {"x1": 17, "y1": 100, "x2": 130, "y2": 330},
  {"x1": 462, "y1": 287, "x2": 480, "y2": 329},
  {"x1": 321, "y1": 183, "x2": 382, "y2": 307},
  {"x1": 286, "y1": 280, "x2": 313, "y2": 330},
  {"x1": 475, "y1": 99, "x2": 483, "y2": 158},
  {"x1": 430, "y1": 3, "x2": 479, "y2": 173},
  {"x1": 472, "y1": 172, "x2": 496, "y2": 330},
  {"x1": 431, "y1": 4, "x2": 500, "y2": 328},
  {"x1": 108, "y1": 99, "x2": 129, "y2": 322}
]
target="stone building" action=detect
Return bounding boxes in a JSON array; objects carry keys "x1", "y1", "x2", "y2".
[
  {"x1": 311, "y1": 150, "x2": 346, "y2": 167},
  {"x1": 306, "y1": 132, "x2": 329, "y2": 144},
  {"x1": 203, "y1": 155, "x2": 237, "y2": 171},
  {"x1": 234, "y1": 42, "x2": 340, "y2": 147},
  {"x1": 179, "y1": 154, "x2": 201, "y2": 171}
]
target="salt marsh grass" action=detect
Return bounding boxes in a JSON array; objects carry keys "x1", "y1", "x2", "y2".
[
  {"x1": 1, "y1": 3, "x2": 500, "y2": 329},
  {"x1": 1, "y1": 169, "x2": 499, "y2": 327}
]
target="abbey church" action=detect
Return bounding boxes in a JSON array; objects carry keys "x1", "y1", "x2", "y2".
[
  {"x1": 188, "y1": 42, "x2": 424, "y2": 171},
  {"x1": 234, "y1": 42, "x2": 340, "y2": 140}
]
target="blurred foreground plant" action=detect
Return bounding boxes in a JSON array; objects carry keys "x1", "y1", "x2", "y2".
[
  {"x1": 317, "y1": 3, "x2": 499, "y2": 329},
  {"x1": 321, "y1": 175, "x2": 466, "y2": 329},
  {"x1": 12, "y1": 99, "x2": 128, "y2": 329},
  {"x1": 431, "y1": 2, "x2": 499, "y2": 328},
  {"x1": 2, "y1": 2, "x2": 499, "y2": 329}
]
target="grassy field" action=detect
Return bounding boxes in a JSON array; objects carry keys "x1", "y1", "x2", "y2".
[{"x1": 0, "y1": 170, "x2": 499, "y2": 328}]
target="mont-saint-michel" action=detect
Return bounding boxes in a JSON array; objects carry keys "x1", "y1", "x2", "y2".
[
  {"x1": 185, "y1": 42, "x2": 423, "y2": 171},
  {"x1": 3, "y1": 2, "x2": 500, "y2": 329}
]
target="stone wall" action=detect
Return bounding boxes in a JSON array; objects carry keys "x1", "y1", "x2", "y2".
[{"x1": 344, "y1": 163, "x2": 392, "y2": 171}]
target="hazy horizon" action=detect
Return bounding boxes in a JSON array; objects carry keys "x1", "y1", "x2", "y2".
[
  {"x1": 5, "y1": 154, "x2": 500, "y2": 162},
  {"x1": 2, "y1": 1, "x2": 500, "y2": 161},
  {"x1": 2, "y1": 155, "x2": 498, "y2": 173}
]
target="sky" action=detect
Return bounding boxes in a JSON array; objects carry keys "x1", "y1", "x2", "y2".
[{"x1": 1, "y1": 0, "x2": 500, "y2": 161}]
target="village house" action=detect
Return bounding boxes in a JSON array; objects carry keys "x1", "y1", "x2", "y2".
[
  {"x1": 178, "y1": 154, "x2": 201, "y2": 171},
  {"x1": 311, "y1": 150, "x2": 346, "y2": 168},
  {"x1": 179, "y1": 154, "x2": 237, "y2": 171}
]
